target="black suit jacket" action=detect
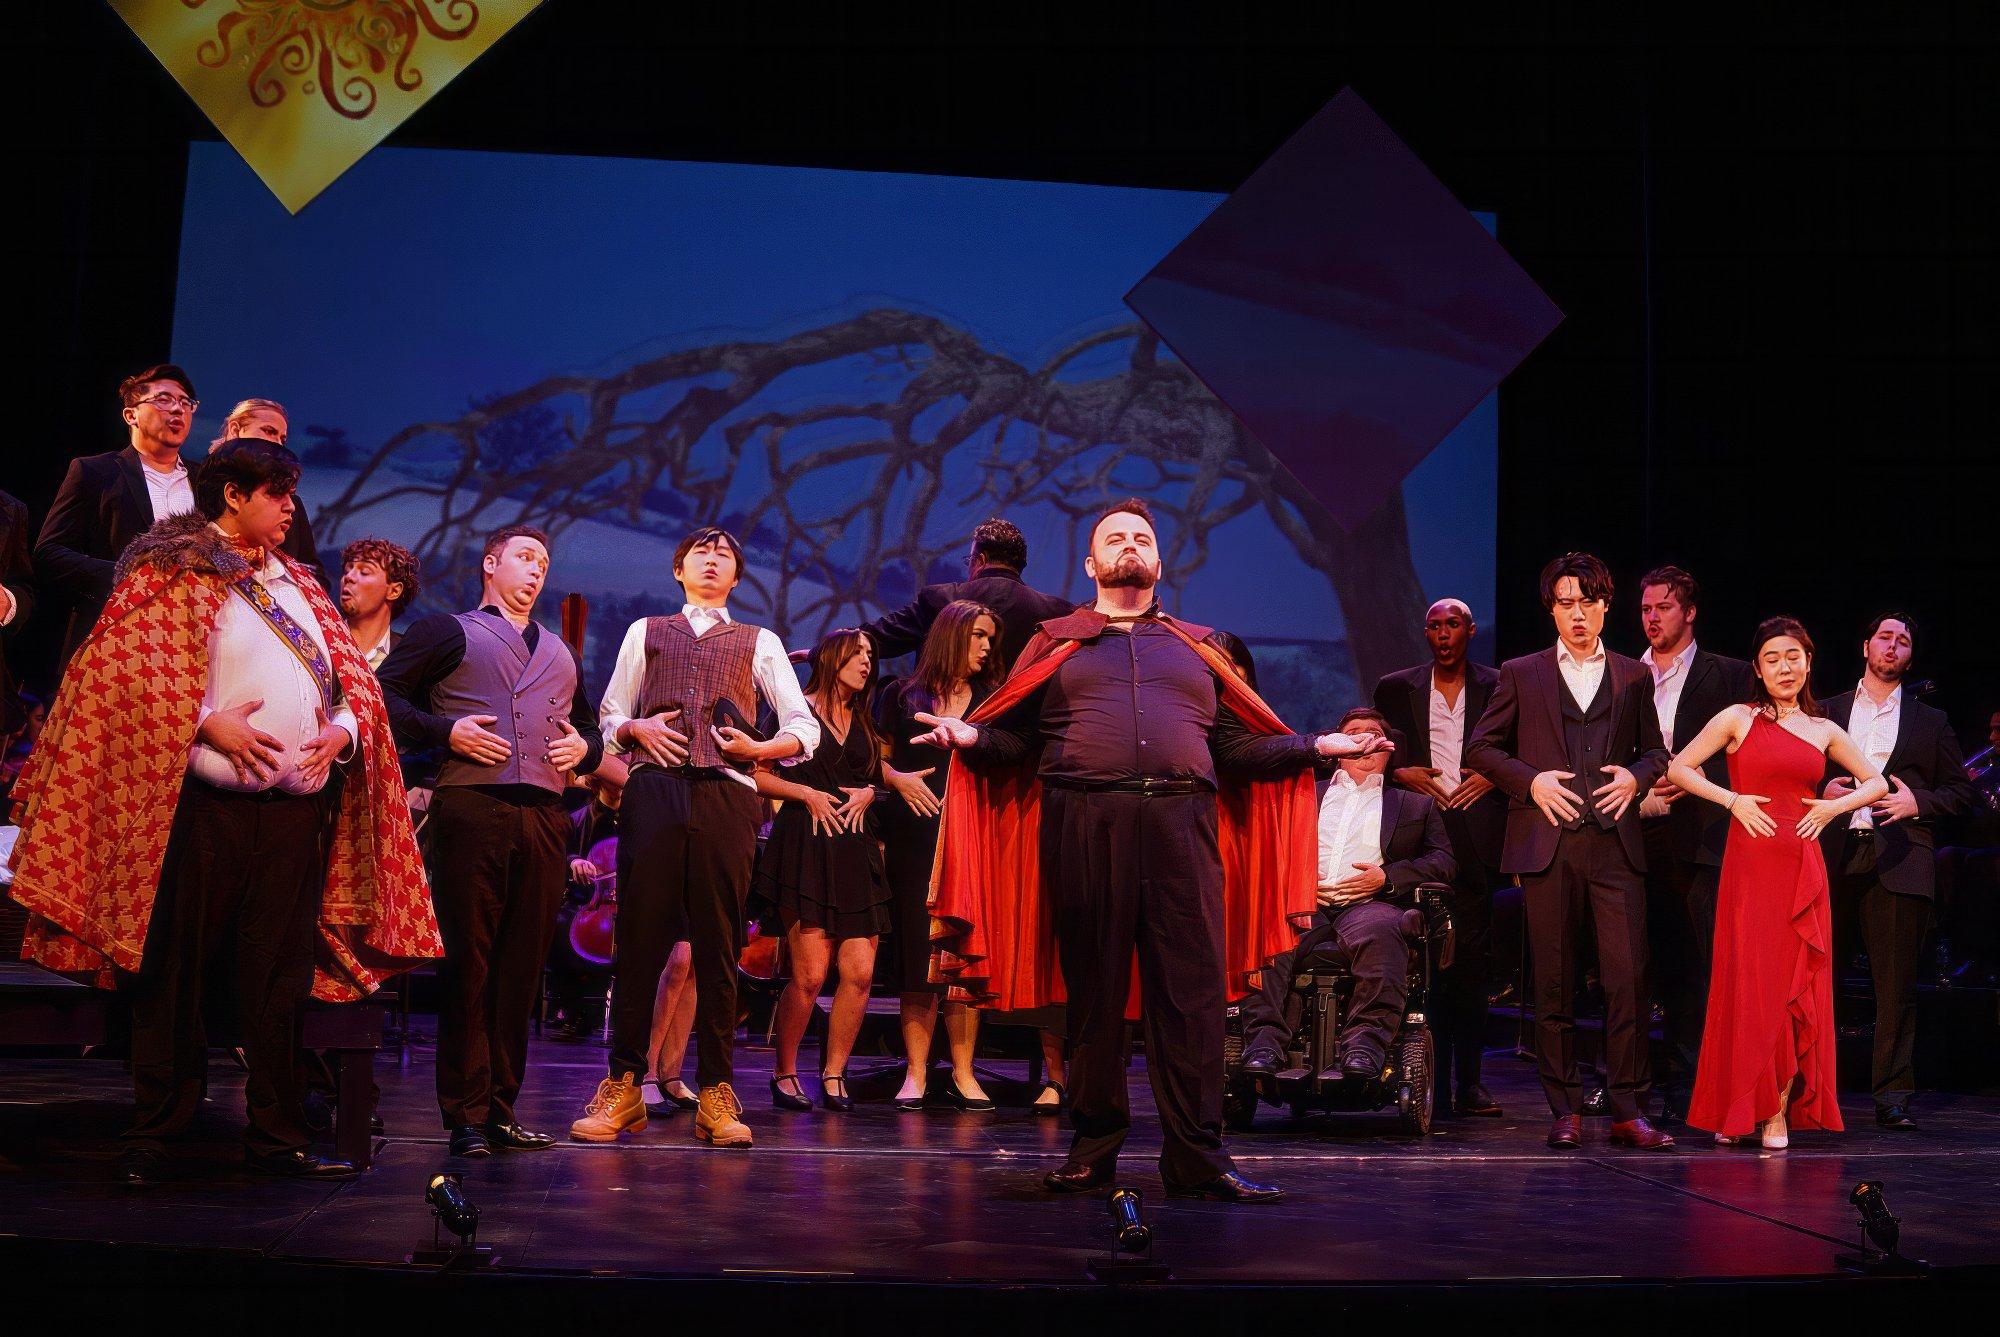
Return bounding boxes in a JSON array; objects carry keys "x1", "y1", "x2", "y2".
[
  {"x1": 1373, "y1": 661, "x2": 1506, "y2": 871},
  {"x1": 1817, "y1": 689, "x2": 1977, "y2": 899},
  {"x1": 1657, "y1": 649, "x2": 1758, "y2": 866},
  {"x1": 1464, "y1": 647, "x2": 1670, "y2": 877},
  {"x1": 860, "y1": 565, "x2": 1076, "y2": 671},
  {"x1": 34, "y1": 446, "x2": 318, "y2": 661},
  {"x1": 1, "y1": 489, "x2": 35, "y2": 727},
  {"x1": 1313, "y1": 776, "x2": 1458, "y2": 898}
]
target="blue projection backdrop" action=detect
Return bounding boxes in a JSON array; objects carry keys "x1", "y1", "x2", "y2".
[{"x1": 172, "y1": 143, "x2": 1496, "y2": 723}]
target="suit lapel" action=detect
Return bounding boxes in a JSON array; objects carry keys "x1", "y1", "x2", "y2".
[
  {"x1": 464, "y1": 610, "x2": 533, "y2": 680},
  {"x1": 1378, "y1": 785, "x2": 1403, "y2": 854},
  {"x1": 1882, "y1": 692, "x2": 1916, "y2": 775},
  {"x1": 1406, "y1": 670, "x2": 1433, "y2": 765},
  {"x1": 1673, "y1": 652, "x2": 1715, "y2": 746},
  {"x1": 116, "y1": 448, "x2": 152, "y2": 531}
]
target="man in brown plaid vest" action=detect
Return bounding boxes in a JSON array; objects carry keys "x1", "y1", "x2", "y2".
[{"x1": 573, "y1": 527, "x2": 819, "y2": 1148}]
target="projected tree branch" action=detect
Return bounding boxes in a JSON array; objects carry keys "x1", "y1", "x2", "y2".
[{"x1": 312, "y1": 308, "x2": 1428, "y2": 687}]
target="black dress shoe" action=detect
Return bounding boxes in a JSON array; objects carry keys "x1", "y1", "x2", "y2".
[
  {"x1": 484, "y1": 1122, "x2": 556, "y2": 1151},
  {"x1": 819, "y1": 1071, "x2": 855, "y2": 1113},
  {"x1": 119, "y1": 1146, "x2": 166, "y2": 1189},
  {"x1": 1339, "y1": 1050, "x2": 1380, "y2": 1078},
  {"x1": 247, "y1": 1148, "x2": 360, "y2": 1179},
  {"x1": 370, "y1": 1113, "x2": 386, "y2": 1136},
  {"x1": 1581, "y1": 1087, "x2": 1610, "y2": 1117},
  {"x1": 1166, "y1": 1171, "x2": 1286, "y2": 1203},
  {"x1": 1042, "y1": 1162, "x2": 1115, "y2": 1193},
  {"x1": 770, "y1": 1075, "x2": 813, "y2": 1111},
  {"x1": 936, "y1": 1082, "x2": 996, "y2": 1112},
  {"x1": 1032, "y1": 1080, "x2": 1066, "y2": 1118},
  {"x1": 1240, "y1": 1047, "x2": 1282, "y2": 1077},
  {"x1": 1876, "y1": 1104, "x2": 1919, "y2": 1131},
  {"x1": 449, "y1": 1125, "x2": 492, "y2": 1157},
  {"x1": 1455, "y1": 1084, "x2": 1503, "y2": 1118}
]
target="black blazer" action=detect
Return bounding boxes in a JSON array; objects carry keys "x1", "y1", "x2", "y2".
[
  {"x1": 1, "y1": 489, "x2": 35, "y2": 728},
  {"x1": 1313, "y1": 776, "x2": 1459, "y2": 895},
  {"x1": 1817, "y1": 689, "x2": 1977, "y2": 899},
  {"x1": 34, "y1": 446, "x2": 319, "y2": 662},
  {"x1": 1464, "y1": 647, "x2": 1670, "y2": 877},
  {"x1": 1373, "y1": 661, "x2": 1506, "y2": 871},
  {"x1": 1657, "y1": 649, "x2": 1758, "y2": 866},
  {"x1": 860, "y1": 565, "x2": 1076, "y2": 671}
]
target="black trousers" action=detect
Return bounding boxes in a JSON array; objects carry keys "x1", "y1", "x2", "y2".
[
  {"x1": 1641, "y1": 819, "x2": 1719, "y2": 1100},
  {"x1": 1520, "y1": 824, "x2": 1651, "y2": 1122},
  {"x1": 126, "y1": 779, "x2": 333, "y2": 1155},
  {"x1": 1833, "y1": 832, "x2": 1930, "y2": 1109},
  {"x1": 1041, "y1": 786, "x2": 1231, "y2": 1186},
  {"x1": 1432, "y1": 867, "x2": 1497, "y2": 1102},
  {"x1": 427, "y1": 786, "x2": 569, "y2": 1130},
  {"x1": 611, "y1": 769, "x2": 762, "y2": 1086},
  {"x1": 1240, "y1": 897, "x2": 1408, "y2": 1066}
]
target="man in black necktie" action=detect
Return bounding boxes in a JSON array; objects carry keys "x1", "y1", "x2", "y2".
[
  {"x1": 1465, "y1": 552, "x2": 1673, "y2": 1151},
  {"x1": 1632, "y1": 566, "x2": 1755, "y2": 1121},
  {"x1": 1818, "y1": 614, "x2": 1977, "y2": 1130}
]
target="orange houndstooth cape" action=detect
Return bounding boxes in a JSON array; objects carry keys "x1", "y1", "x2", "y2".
[
  {"x1": 6, "y1": 512, "x2": 441, "y2": 1001},
  {"x1": 926, "y1": 609, "x2": 1317, "y2": 1013}
]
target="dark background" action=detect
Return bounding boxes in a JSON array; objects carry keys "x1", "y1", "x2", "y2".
[{"x1": 21, "y1": 3, "x2": 1998, "y2": 736}]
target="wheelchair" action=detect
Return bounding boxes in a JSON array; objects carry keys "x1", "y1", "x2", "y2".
[{"x1": 1222, "y1": 882, "x2": 1455, "y2": 1136}]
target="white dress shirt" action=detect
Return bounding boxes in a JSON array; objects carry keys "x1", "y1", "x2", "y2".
[
  {"x1": 599, "y1": 605, "x2": 820, "y2": 788},
  {"x1": 1317, "y1": 770, "x2": 1385, "y2": 890},
  {"x1": 1428, "y1": 670, "x2": 1468, "y2": 788},
  {"x1": 1647, "y1": 638, "x2": 1698, "y2": 751},
  {"x1": 1847, "y1": 681, "x2": 1902, "y2": 830},
  {"x1": 189, "y1": 548, "x2": 357, "y2": 794},
  {"x1": 142, "y1": 459, "x2": 195, "y2": 521},
  {"x1": 1556, "y1": 638, "x2": 1608, "y2": 713}
]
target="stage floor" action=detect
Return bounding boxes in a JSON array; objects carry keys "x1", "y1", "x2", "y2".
[{"x1": 2, "y1": 1028, "x2": 1997, "y2": 1286}]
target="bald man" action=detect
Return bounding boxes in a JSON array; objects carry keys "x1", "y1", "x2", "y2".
[{"x1": 1372, "y1": 598, "x2": 1507, "y2": 1117}]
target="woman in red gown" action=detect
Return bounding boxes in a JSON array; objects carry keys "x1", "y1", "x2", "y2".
[{"x1": 1666, "y1": 617, "x2": 1886, "y2": 1148}]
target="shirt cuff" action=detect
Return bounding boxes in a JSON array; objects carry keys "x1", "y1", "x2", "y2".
[
  {"x1": 600, "y1": 714, "x2": 631, "y2": 755},
  {"x1": 774, "y1": 731, "x2": 808, "y2": 766},
  {"x1": 331, "y1": 708, "x2": 359, "y2": 762}
]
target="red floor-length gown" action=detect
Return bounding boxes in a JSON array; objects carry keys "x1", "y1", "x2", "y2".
[{"x1": 1688, "y1": 714, "x2": 1845, "y2": 1137}]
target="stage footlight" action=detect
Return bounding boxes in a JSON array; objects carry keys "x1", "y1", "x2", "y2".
[
  {"x1": 426, "y1": 1172, "x2": 480, "y2": 1239},
  {"x1": 1109, "y1": 1187, "x2": 1151, "y2": 1254},
  {"x1": 411, "y1": 1172, "x2": 498, "y2": 1268},
  {"x1": 1835, "y1": 1180, "x2": 1927, "y2": 1275}
]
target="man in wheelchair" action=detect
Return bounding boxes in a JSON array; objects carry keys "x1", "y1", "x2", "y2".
[{"x1": 1230, "y1": 707, "x2": 1457, "y2": 1125}]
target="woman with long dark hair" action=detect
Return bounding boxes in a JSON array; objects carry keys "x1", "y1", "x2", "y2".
[
  {"x1": 754, "y1": 628, "x2": 891, "y2": 1112},
  {"x1": 1665, "y1": 617, "x2": 1886, "y2": 1148},
  {"x1": 876, "y1": 600, "x2": 1017, "y2": 1111}
]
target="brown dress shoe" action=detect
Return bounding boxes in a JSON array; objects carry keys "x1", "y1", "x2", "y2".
[
  {"x1": 695, "y1": 1082, "x2": 754, "y2": 1148},
  {"x1": 570, "y1": 1072, "x2": 647, "y2": 1142},
  {"x1": 1609, "y1": 1116, "x2": 1676, "y2": 1150},
  {"x1": 1042, "y1": 1162, "x2": 1115, "y2": 1193},
  {"x1": 1546, "y1": 1114, "x2": 1583, "y2": 1149}
]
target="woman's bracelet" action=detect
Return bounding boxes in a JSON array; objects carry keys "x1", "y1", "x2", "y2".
[{"x1": 1722, "y1": 790, "x2": 1738, "y2": 811}]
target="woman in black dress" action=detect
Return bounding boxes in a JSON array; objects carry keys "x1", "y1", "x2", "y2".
[
  {"x1": 877, "y1": 600, "x2": 1021, "y2": 1111},
  {"x1": 754, "y1": 628, "x2": 890, "y2": 1112}
]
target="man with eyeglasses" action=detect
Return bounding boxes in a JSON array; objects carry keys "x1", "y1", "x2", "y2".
[{"x1": 36, "y1": 365, "x2": 316, "y2": 667}]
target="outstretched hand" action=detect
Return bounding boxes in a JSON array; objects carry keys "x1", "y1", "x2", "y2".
[{"x1": 911, "y1": 711, "x2": 978, "y2": 750}]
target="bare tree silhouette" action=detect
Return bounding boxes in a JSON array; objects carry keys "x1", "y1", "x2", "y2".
[{"x1": 313, "y1": 308, "x2": 1429, "y2": 688}]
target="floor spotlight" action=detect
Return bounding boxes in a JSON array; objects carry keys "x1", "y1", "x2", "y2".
[
  {"x1": 1085, "y1": 1186, "x2": 1170, "y2": 1283},
  {"x1": 410, "y1": 1172, "x2": 499, "y2": 1268},
  {"x1": 1835, "y1": 1180, "x2": 1927, "y2": 1275}
]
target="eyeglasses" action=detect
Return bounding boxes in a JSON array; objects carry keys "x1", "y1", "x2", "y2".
[{"x1": 132, "y1": 392, "x2": 198, "y2": 413}]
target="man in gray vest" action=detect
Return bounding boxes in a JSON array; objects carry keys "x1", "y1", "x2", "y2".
[
  {"x1": 573, "y1": 526, "x2": 818, "y2": 1149},
  {"x1": 377, "y1": 524, "x2": 604, "y2": 1158}
]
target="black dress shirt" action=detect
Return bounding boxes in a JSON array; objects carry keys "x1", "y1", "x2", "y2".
[
  {"x1": 971, "y1": 617, "x2": 1319, "y2": 788},
  {"x1": 375, "y1": 606, "x2": 604, "y2": 802}
]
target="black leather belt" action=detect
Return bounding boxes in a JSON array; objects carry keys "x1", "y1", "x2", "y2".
[{"x1": 1040, "y1": 776, "x2": 1208, "y2": 796}]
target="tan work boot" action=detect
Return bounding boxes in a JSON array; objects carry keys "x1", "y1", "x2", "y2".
[
  {"x1": 570, "y1": 1072, "x2": 646, "y2": 1142},
  {"x1": 694, "y1": 1082, "x2": 753, "y2": 1148}
]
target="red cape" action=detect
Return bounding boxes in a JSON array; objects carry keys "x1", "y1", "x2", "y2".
[{"x1": 926, "y1": 611, "x2": 1317, "y2": 1013}]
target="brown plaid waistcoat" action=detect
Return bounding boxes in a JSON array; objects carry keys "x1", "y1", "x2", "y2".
[{"x1": 639, "y1": 614, "x2": 761, "y2": 769}]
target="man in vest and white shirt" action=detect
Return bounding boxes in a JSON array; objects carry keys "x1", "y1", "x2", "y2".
[{"x1": 377, "y1": 524, "x2": 604, "y2": 1158}]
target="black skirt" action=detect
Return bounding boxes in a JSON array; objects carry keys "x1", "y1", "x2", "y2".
[{"x1": 756, "y1": 802, "x2": 893, "y2": 939}]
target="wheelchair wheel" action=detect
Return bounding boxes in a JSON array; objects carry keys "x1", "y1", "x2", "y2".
[
  {"x1": 1223, "y1": 1080, "x2": 1257, "y2": 1132},
  {"x1": 1394, "y1": 1028, "x2": 1435, "y2": 1136}
]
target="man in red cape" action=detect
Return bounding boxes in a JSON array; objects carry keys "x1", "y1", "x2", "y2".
[
  {"x1": 7, "y1": 441, "x2": 439, "y2": 1185},
  {"x1": 918, "y1": 499, "x2": 1386, "y2": 1202}
]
